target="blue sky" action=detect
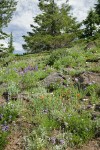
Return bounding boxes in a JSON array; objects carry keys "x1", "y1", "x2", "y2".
[{"x1": 1, "y1": 0, "x2": 97, "y2": 53}]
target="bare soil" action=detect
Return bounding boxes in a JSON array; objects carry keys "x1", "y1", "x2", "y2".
[
  {"x1": 0, "y1": 96, "x2": 5, "y2": 105},
  {"x1": 67, "y1": 138, "x2": 100, "y2": 150}
]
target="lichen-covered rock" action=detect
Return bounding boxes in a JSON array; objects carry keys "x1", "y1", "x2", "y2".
[
  {"x1": 63, "y1": 67, "x2": 75, "y2": 74},
  {"x1": 74, "y1": 72, "x2": 100, "y2": 86},
  {"x1": 43, "y1": 72, "x2": 71, "y2": 87},
  {"x1": 84, "y1": 42, "x2": 96, "y2": 50}
]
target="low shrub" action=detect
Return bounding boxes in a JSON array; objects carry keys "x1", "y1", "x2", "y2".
[{"x1": 0, "y1": 102, "x2": 18, "y2": 149}]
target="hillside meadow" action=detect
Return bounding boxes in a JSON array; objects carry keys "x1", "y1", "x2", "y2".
[{"x1": 0, "y1": 41, "x2": 100, "y2": 150}]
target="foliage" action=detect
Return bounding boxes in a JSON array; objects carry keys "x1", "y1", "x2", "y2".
[
  {"x1": 0, "y1": 0, "x2": 100, "y2": 149},
  {"x1": 0, "y1": 27, "x2": 100, "y2": 150},
  {"x1": 0, "y1": 102, "x2": 19, "y2": 149},
  {"x1": 95, "y1": 0, "x2": 100, "y2": 24},
  {"x1": 0, "y1": 0, "x2": 17, "y2": 29},
  {"x1": 23, "y1": 0, "x2": 80, "y2": 53},
  {"x1": 47, "y1": 46, "x2": 87, "y2": 70},
  {"x1": 25, "y1": 85, "x2": 98, "y2": 149},
  {"x1": 7, "y1": 81, "x2": 20, "y2": 98},
  {"x1": 0, "y1": 0, "x2": 17, "y2": 54},
  {"x1": 47, "y1": 48, "x2": 68, "y2": 65},
  {"x1": 82, "y1": 0, "x2": 100, "y2": 40},
  {"x1": 8, "y1": 32, "x2": 15, "y2": 53},
  {"x1": 82, "y1": 9, "x2": 98, "y2": 39}
]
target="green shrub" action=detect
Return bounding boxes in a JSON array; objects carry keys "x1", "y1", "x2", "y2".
[
  {"x1": 0, "y1": 102, "x2": 18, "y2": 149},
  {"x1": 66, "y1": 112, "x2": 95, "y2": 145},
  {"x1": 47, "y1": 48, "x2": 68, "y2": 65},
  {"x1": 7, "y1": 81, "x2": 20, "y2": 99}
]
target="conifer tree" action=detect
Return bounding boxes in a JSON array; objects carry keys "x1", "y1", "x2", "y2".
[
  {"x1": 82, "y1": 0, "x2": 100, "y2": 40},
  {"x1": 95, "y1": 0, "x2": 100, "y2": 16},
  {"x1": 23, "y1": 0, "x2": 80, "y2": 53},
  {"x1": 0, "y1": 0, "x2": 17, "y2": 54},
  {"x1": 95, "y1": 0, "x2": 100, "y2": 23},
  {"x1": 83, "y1": 9, "x2": 98, "y2": 39},
  {"x1": 0, "y1": 0, "x2": 17, "y2": 38},
  {"x1": 8, "y1": 32, "x2": 14, "y2": 53}
]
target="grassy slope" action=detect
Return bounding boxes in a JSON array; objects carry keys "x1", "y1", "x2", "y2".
[{"x1": 0, "y1": 42, "x2": 100, "y2": 150}]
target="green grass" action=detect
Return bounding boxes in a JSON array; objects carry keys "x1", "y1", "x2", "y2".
[
  {"x1": 0, "y1": 42, "x2": 100, "y2": 149},
  {"x1": 0, "y1": 100, "x2": 23, "y2": 149}
]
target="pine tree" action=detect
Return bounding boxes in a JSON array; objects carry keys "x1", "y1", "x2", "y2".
[
  {"x1": 94, "y1": 0, "x2": 100, "y2": 38},
  {"x1": 83, "y1": 0, "x2": 100, "y2": 40},
  {"x1": 0, "y1": 0, "x2": 17, "y2": 54},
  {"x1": 95, "y1": 0, "x2": 100, "y2": 17},
  {"x1": 95, "y1": 0, "x2": 100, "y2": 24},
  {"x1": 8, "y1": 32, "x2": 14, "y2": 53},
  {"x1": 0, "y1": 0, "x2": 17, "y2": 35},
  {"x1": 38, "y1": 0, "x2": 60, "y2": 36},
  {"x1": 83, "y1": 9, "x2": 98, "y2": 39},
  {"x1": 23, "y1": 0, "x2": 80, "y2": 53}
]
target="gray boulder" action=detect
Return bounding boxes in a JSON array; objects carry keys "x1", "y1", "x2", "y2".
[
  {"x1": 43, "y1": 72, "x2": 71, "y2": 87},
  {"x1": 74, "y1": 72, "x2": 100, "y2": 86},
  {"x1": 84, "y1": 42, "x2": 96, "y2": 50}
]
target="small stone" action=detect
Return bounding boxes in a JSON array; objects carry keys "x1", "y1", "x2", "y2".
[
  {"x1": 82, "y1": 98, "x2": 89, "y2": 102},
  {"x1": 95, "y1": 104, "x2": 100, "y2": 111},
  {"x1": 75, "y1": 78, "x2": 78, "y2": 82}
]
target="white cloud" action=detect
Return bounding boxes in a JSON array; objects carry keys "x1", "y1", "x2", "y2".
[
  {"x1": 10, "y1": 12, "x2": 33, "y2": 30},
  {"x1": 10, "y1": 0, "x2": 39, "y2": 30},
  {"x1": 10, "y1": 0, "x2": 96, "y2": 31},
  {"x1": 14, "y1": 42, "x2": 23, "y2": 51},
  {"x1": 68, "y1": 0, "x2": 96, "y2": 21}
]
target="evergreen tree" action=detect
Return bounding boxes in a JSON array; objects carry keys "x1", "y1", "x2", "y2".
[
  {"x1": 96, "y1": 0, "x2": 100, "y2": 14},
  {"x1": 0, "y1": 0, "x2": 17, "y2": 54},
  {"x1": 94, "y1": 0, "x2": 100, "y2": 39},
  {"x1": 95, "y1": 0, "x2": 100, "y2": 24},
  {"x1": 37, "y1": 0, "x2": 60, "y2": 36},
  {"x1": 83, "y1": 9, "x2": 98, "y2": 39},
  {"x1": 23, "y1": 0, "x2": 80, "y2": 53},
  {"x1": 82, "y1": 0, "x2": 100, "y2": 40},
  {"x1": 8, "y1": 32, "x2": 14, "y2": 53},
  {"x1": 0, "y1": 0, "x2": 17, "y2": 36}
]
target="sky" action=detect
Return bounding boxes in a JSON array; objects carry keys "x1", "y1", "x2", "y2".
[{"x1": 1, "y1": 0, "x2": 97, "y2": 54}]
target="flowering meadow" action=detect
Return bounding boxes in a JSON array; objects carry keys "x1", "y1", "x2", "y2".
[{"x1": 0, "y1": 44, "x2": 100, "y2": 149}]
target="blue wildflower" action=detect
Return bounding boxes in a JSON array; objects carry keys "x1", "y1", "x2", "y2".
[{"x1": 2, "y1": 125, "x2": 9, "y2": 132}]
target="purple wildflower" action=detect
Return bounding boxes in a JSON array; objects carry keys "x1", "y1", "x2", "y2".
[
  {"x1": 59, "y1": 139, "x2": 65, "y2": 145},
  {"x1": 28, "y1": 66, "x2": 32, "y2": 71},
  {"x1": 31, "y1": 67, "x2": 35, "y2": 71},
  {"x1": 24, "y1": 69, "x2": 28, "y2": 73},
  {"x1": 2, "y1": 125, "x2": 9, "y2": 132},
  {"x1": 50, "y1": 137, "x2": 56, "y2": 145},
  {"x1": 19, "y1": 65, "x2": 38, "y2": 75}
]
